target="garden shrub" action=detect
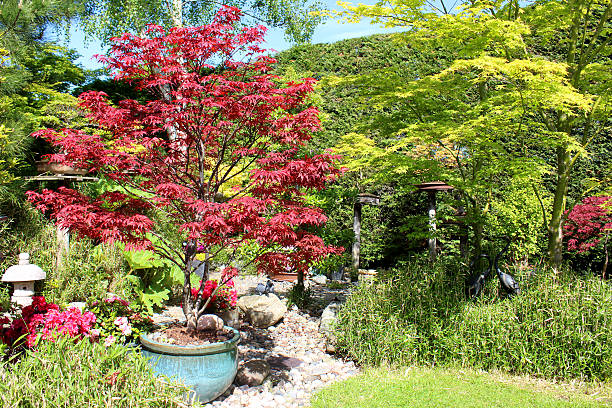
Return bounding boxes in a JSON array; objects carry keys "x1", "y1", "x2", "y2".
[
  {"x1": 0, "y1": 336, "x2": 194, "y2": 407},
  {"x1": 0, "y1": 206, "x2": 133, "y2": 305},
  {"x1": 0, "y1": 296, "x2": 95, "y2": 349},
  {"x1": 87, "y1": 295, "x2": 154, "y2": 346},
  {"x1": 1, "y1": 295, "x2": 152, "y2": 353},
  {"x1": 287, "y1": 283, "x2": 313, "y2": 309},
  {"x1": 335, "y1": 261, "x2": 612, "y2": 380}
]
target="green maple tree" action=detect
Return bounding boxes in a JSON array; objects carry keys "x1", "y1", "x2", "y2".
[{"x1": 323, "y1": 0, "x2": 611, "y2": 266}]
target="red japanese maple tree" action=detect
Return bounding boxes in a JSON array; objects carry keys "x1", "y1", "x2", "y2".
[
  {"x1": 27, "y1": 7, "x2": 341, "y2": 328},
  {"x1": 564, "y1": 196, "x2": 612, "y2": 278}
]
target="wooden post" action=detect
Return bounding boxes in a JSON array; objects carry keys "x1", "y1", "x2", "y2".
[
  {"x1": 352, "y1": 201, "x2": 362, "y2": 270},
  {"x1": 428, "y1": 191, "x2": 437, "y2": 262},
  {"x1": 459, "y1": 223, "x2": 468, "y2": 260},
  {"x1": 55, "y1": 226, "x2": 70, "y2": 269}
]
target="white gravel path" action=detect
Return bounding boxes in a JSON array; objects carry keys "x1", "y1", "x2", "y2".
[
  {"x1": 204, "y1": 306, "x2": 359, "y2": 408},
  {"x1": 153, "y1": 275, "x2": 360, "y2": 407}
]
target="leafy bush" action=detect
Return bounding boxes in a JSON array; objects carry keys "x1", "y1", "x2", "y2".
[
  {"x1": 0, "y1": 296, "x2": 95, "y2": 350},
  {"x1": 0, "y1": 207, "x2": 133, "y2": 305},
  {"x1": 335, "y1": 261, "x2": 612, "y2": 380},
  {"x1": 0, "y1": 336, "x2": 194, "y2": 407},
  {"x1": 87, "y1": 295, "x2": 154, "y2": 345},
  {"x1": 287, "y1": 283, "x2": 313, "y2": 309},
  {"x1": 119, "y1": 243, "x2": 183, "y2": 314}
]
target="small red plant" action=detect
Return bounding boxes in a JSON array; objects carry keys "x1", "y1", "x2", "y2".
[
  {"x1": 191, "y1": 279, "x2": 237, "y2": 312},
  {"x1": 0, "y1": 297, "x2": 96, "y2": 349},
  {"x1": 26, "y1": 7, "x2": 342, "y2": 329},
  {"x1": 564, "y1": 196, "x2": 612, "y2": 278}
]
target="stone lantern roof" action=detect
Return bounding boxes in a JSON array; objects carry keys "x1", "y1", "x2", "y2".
[{"x1": 2, "y1": 253, "x2": 46, "y2": 282}]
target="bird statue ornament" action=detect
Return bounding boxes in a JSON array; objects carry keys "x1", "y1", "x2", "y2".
[
  {"x1": 465, "y1": 254, "x2": 492, "y2": 300},
  {"x1": 494, "y1": 239, "x2": 521, "y2": 297},
  {"x1": 255, "y1": 279, "x2": 274, "y2": 295},
  {"x1": 465, "y1": 237, "x2": 521, "y2": 300}
]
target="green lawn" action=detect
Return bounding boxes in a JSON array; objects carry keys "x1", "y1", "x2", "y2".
[{"x1": 311, "y1": 367, "x2": 611, "y2": 408}]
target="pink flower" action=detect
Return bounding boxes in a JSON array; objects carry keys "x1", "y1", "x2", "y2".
[
  {"x1": 120, "y1": 324, "x2": 132, "y2": 336},
  {"x1": 105, "y1": 296, "x2": 129, "y2": 307},
  {"x1": 90, "y1": 329, "x2": 101, "y2": 340},
  {"x1": 104, "y1": 335, "x2": 116, "y2": 347},
  {"x1": 114, "y1": 316, "x2": 132, "y2": 336}
]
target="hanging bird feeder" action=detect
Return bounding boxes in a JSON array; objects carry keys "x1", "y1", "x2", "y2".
[
  {"x1": 2, "y1": 253, "x2": 46, "y2": 307},
  {"x1": 415, "y1": 181, "x2": 454, "y2": 262}
]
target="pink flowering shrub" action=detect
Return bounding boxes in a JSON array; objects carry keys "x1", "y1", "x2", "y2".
[
  {"x1": 87, "y1": 295, "x2": 153, "y2": 345},
  {"x1": 0, "y1": 297, "x2": 95, "y2": 349},
  {"x1": 190, "y1": 279, "x2": 237, "y2": 312},
  {"x1": 564, "y1": 196, "x2": 612, "y2": 252},
  {"x1": 0, "y1": 296, "x2": 152, "y2": 352}
]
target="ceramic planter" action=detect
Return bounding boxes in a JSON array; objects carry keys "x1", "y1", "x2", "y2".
[{"x1": 139, "y1": 326, "x2": 240, "y2": 403}]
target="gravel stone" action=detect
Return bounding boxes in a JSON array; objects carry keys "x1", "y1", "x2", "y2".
[{"x1": 198, "y1": 275, "x2": 359, "y2": 408}]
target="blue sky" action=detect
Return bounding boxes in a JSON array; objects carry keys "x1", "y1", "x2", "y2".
[{"x1": 58, "y1": 0, "x2": 400, "y2": 70}]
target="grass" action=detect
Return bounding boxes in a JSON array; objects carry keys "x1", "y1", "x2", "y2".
[
  {"x1": 311, "y1": 367, "x2": 612, "y2": 408},
  {"x1": 0, "y1": 336, "x2": 197, "y2": 407},
  {"x1": 334, "y1": 261, "x2": 612, "y2": 380}
]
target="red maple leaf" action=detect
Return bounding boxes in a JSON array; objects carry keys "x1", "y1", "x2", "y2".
[{"x1": 28, "y1": 7, "x2": 342, "y2": 328}]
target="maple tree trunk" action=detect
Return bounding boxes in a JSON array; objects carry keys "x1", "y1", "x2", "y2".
[
  {"x1": 459, "y1": 223, "x2": 468, "y2": 260},
  {"x1": 182, "y1": 239, "x2": 199, "y2": 328},
  {"x1": 548, "y1": 147, "x2": 571, "y2": 269},
  {"x1": 183, "y1": 265, "x2": 196, "y2": 328}
]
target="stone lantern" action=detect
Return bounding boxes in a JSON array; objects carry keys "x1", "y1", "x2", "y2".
[{"x1": 2, "y1": 253, "x2": 46, "y2": 307}]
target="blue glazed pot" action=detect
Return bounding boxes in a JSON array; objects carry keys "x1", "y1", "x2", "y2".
[{"x1": 140, "y1": 326, "x2": 240, "y2": 403}]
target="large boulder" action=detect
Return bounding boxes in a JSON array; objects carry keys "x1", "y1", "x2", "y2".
[
  {"x1": 319, "y1": 301, "x2": 341, "y2": 353},
  {"x1": 234, "y1": 359, "x2": 270, "y2": 387},
  {"x1": 237, "y1": 293, "x2": 287, "y2": 328}
]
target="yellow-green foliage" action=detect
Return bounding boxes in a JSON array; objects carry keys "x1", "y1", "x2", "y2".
[
  {"x1": 0, "y1": 125, "x2": 18, "y2": 186},
  {"x1": 319, "y1": 0, "x2": 612, "y2": 264}
]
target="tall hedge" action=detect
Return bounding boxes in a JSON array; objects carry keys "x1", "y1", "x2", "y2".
[{"x1": 273, "y1": 34, "x2": 458, "y2": 267}]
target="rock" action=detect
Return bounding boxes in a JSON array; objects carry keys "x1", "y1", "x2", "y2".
[
  {"x1": 188, "y1": 314, "x2": 224, "y2": 331},
  {"x1": 235, "y1": 359, "x2": 271, "y2": 387},
  {"x1": 319, "y1": 302, "x2": 341, "y2": 336},
  {"x1": 237, "y1": 294, "x2": 287, "y2": 328},
  {"x1": 319, "y1": 301, "x2": 341, "y2": 353},
  {"x1": 267, "y1": 355, "x2": 304, "y2": 370},
  {"x1": 217, "y1": 308, "x2": 240, "y2": 329},
  {"x1": 312, "y1": 275, "x2": 327, "y2": 285}
]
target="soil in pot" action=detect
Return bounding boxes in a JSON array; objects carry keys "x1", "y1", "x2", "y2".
[{"x1": 148, "y1": 324, "x2": 233, "y2": 345}]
